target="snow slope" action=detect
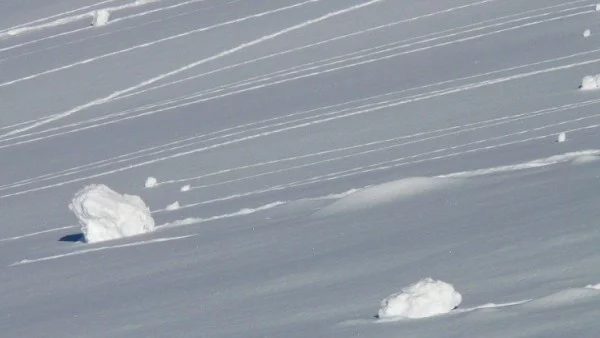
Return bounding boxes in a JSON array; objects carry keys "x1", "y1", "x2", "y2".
[{"x1": 1, "y1": 0, "x2": 600, "y2": 337}]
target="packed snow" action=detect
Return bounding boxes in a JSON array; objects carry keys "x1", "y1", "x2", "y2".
[
  {"x1": 378, "y1": 278, "x2": 462, "y2": 319},
  {"x1": 580, "y1": 75, "x2": 598, "y2": 90},
  {"x1": 180, "y1": 184, "x2": 191, "y2": 192},
  {"x1": 69, "y1": 184, "x2": 155, "y2": 243},
  {"x1": 165, "y1": 201, "x2": 180, "y2": 211},
  {"x1": 583, "y1": 29, "x2": 591, "y2": 37}
]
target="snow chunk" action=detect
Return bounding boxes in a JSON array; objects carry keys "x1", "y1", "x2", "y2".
[
  {"x1": 580, "y1": 75, "x2": 598, "y2": 90},
  {"x1": 557, "y1": 132, "x2": 566, "y2": 143},
  {"x1": 584, "y1": 29, "x2": 591, "y2": 38},
  {"x1": 69, "y1": 184, "x2": 155, "y2": 243},
  {"x1": 180, "y1": 184, "x2": 191, "y2": 192},
  {"x1": 91, "y1": 9, "x2": 110, "y2": 27},
  {"x1": 145, "y1": 176, "x2": 158, "y2": 188},
  {"x1": 378, "y1": 278, "x2": 462, "y2": 319},
  {"x1": 596, "y1": 4, "x2": 600, "y2": 12},
  {"x1": 586, "y1": 283, "x2": 600, "y2": 290},
  {"x1": 166, "y1": 201, "x2": 180, "y2": 211}
]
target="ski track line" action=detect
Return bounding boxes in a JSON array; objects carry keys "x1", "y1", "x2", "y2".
[
  {"x1": 119, "y1": 0, "x2": 587, "y2": 101},
  {"x1": 0, "y1": 225, "x2": 77, "y2": 243},
  {"x1": 50, "y1": 6, "x2": 595, "y2": 140},
  {"x1": 0, "y1": 2, "x2": 588, "y2": 146},
  {"x1": 179, "y1": 100, "x2": 600, "y2": 192},
  {"x1": 0, "y1": 0, "x2": 382, "y2": 140},
  {"x1": 0, "y1": 0, "x2": 120, "y2": 35},
  {"x1": 0, "y1": 0, "x2": 317, "y2": 89},
  {"x1": 2, "y1": 53, "x2": 600, "y2": 198},
  {"x1": 2, "y1": 93, "x2": 597, "y2": 193},
  {"x1": 438, "y1": 150, "x2": 600, "y2": 178},
  {"x1": 160, "y1": 119, "x2": 600, "y2": 213},
  {"x1": 116, "y1": 0, "x2": 502, "y2": 100},
  {"x1": 157, "y1": 201, "x2": 286, "y2": 225},
  {"x1": 0, "y1": 0, "x2": 220, "y2": 55},
  {"x1": 0, "y1": 0, "x2": 168, "y2": 39},
  {"x1": 9, "y1": 234, "x2": 196, "y2": 266}
]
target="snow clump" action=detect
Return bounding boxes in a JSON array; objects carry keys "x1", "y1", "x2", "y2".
[
  {"x1": 584, "y1": 29, "x2": 591, "y2": 38},
  {"x1": 580, "y1": 75, "x2": 599, "y2": 90},
  {"x1": 69, "y1": 184, "x2": 155, "y2": 243},
  {"x1": 557, "y1": 132, "x2": 566, "y2": 143},
  {"x1": 180, "y1": 184, "x2": 191, "y2": 192},
  {"x1": 91, "y1": 9, "x2": 110, "y2": 27},
  {"x1": 166, "y1": 201, "x2": 180, "y2": 211},
  {"x1": 378, "y1": 278, "x2": 462, "y2": 319},
  {"x1": 145, "y1": 176, "x2": 158, "y2": 188}
]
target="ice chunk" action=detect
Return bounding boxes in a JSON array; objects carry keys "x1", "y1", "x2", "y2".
[
  {"x1": 69, "y1": 184, "x2": 155, "y2": 243},
  {"x1": 378, "y1": 278, "x2": 462, "y2": 319}
]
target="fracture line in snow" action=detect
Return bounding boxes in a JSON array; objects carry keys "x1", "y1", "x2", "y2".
[
  {"x1": 118, "y1": 0, "x2": 587, "y2": 101},
  {"x1": 0, "y1": 225, "x2": 77, "y2": 243},
  {"x1": 9, "y1": 234, "x2": 196, "y2": 266},
  {"x1": 161, "y1": 120, "x2": 600, "y2": 213},
  {"x1": 0, "y1": 3, "x2": 590, "y2": 146},
  {"x1": 0, "y1": 0, "x2": 381, "y2": 139},
  {"x1": 2, "y1": 52, "x2": 600, "y2": 198},
  {"x1": 0, "y1": 0, "x2": 120, "y2": 36}
]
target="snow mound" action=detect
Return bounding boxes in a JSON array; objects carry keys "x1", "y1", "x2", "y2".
[
  {"x1": 69, "y1": 184, "x2": 155, "y2": 243},
  {"x1": 166, "y1": 201, "x2": 180, "y2": 211},
  {"x1": 91, "y1": 9, "x2": 110, "y2": 27},
  {"x1": 145, "y1": 176, "x2": 158, "y2": 188},
  {"x1": 378, "y1": 278, "x2": 462, "y2": 319},
  {"x1": 315, "y1": 177, "x2": 456, "y2": 217},
  {"x1": 580, "y1": 75, "x2": 598, "y2": 90},
  {"x1": 180, "y1": 184, "x2": 191, "y2": 192}
]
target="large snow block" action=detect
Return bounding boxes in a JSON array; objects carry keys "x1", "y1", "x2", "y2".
[
  {"x1": 378, "y1": 278, "x2": 462, "y2": 319},
  {"x1": 69, "y1": 184, "x2": 155, "y2": 243}
]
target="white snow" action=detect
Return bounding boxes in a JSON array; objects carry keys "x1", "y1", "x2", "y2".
[
  {"x1": 165, "y1": 201, "x2": 180, "y2": 211},
  {"x1": 580, "y1": 75, "x2": 597, "y2": 90},
  {"x1": 69, "y1": 184, "x2": 155, "y2": 243},
  {"x1": 378, "y1": 278, "x2": 462, "y2": 319},
  {"x1": 180, "y1": 184, "x2": 191, "y2": 192},
  {"x1": 315, "y1": 177, "x2": 457, "y2": 217},
  {"x1": 557, "y1": 132, "x2": 566, "y2": 143},
  {"x1": 583, "y1": 29, "x2": 591, "y2": 38},
  {"x1": 91, "y1": 9, "x2": 110, "y2": 27},
  {"x1": 144, "y1": 176, "x2": 158, "y2": 188}
]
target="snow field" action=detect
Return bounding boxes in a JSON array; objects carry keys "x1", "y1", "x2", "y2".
[{"x1": 69, "y1": 184, "x2": 155, "y2": 243}]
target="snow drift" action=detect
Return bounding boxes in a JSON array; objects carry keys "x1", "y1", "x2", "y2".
[
  {"x1": 69, "y1": 184, "x2": 155, "y2": 243},
  {"x1": 378, "y1": 278, "x2": 462, "y2": 319}
]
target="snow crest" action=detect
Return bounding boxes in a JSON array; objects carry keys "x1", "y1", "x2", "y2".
[
  {"x1": 69, "y1": 184, "x2": 155, "y2": 243},
  {"x1": 378, "y1": 278, "x2": 462, "y2": 319}
]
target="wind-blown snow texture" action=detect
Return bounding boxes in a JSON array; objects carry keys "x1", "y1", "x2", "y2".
[{"x1": 1, "y1": 0, "x2": 600, "y2": 337}]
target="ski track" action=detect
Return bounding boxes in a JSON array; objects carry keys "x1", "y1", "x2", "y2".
[
  {"x1": 9, "y1": 234, "x2": 196, "y2": 266},
  {"x1": 0, "y1": 0, "x2": 383, "y2": 140},
  {"x1": 2, "y1": 51, "x2": 600, "y2": 198},
  {"x1": 0, "y1": 1, "x2": 584, "y2": 140}
]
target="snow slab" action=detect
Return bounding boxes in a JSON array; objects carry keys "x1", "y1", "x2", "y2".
[{"x1": 69, "y1": 184, "x2": 155, "y2": 243}]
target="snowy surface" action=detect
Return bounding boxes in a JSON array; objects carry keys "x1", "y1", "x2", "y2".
[
  {"x1": 378, "y1": 278, "x2": 462, "y2": 319},
  {"x1": 69, "y1": 184, "x2": 155, "y2": 243},
  {"x1": 2, "y1": 0, "x2": 600, "y2": 337}
]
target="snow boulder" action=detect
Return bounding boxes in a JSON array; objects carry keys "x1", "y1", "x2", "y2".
[
  {"x1": 69, "y1": 184, "x2": 155, "y2": 243},
  {"x1": 378, "y1": 278, "x2": 462, "y2": 319},
  {"x1": 145, "y1": 176, "x2": 158, "y2": 188},
  {"x1": 91, "y1": 9, "x2": 110, "y2": 27},
  {"x1": 580, "y1": 75, "x2": 598, "y2": 90}
]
